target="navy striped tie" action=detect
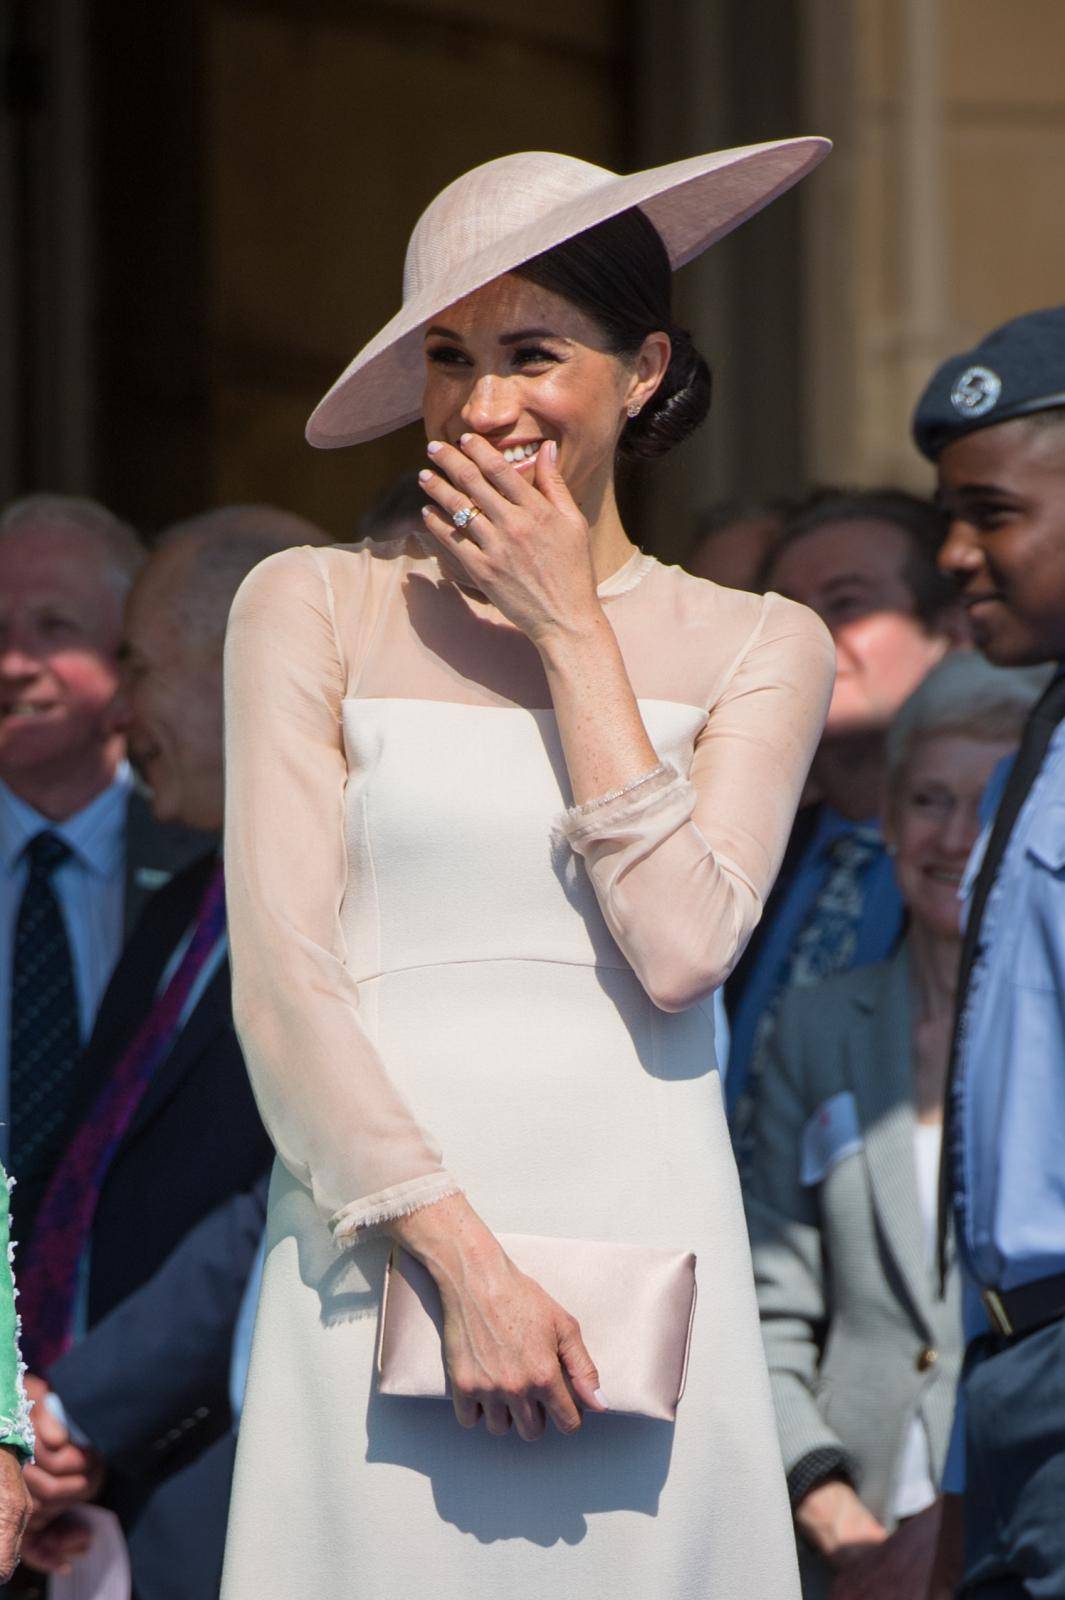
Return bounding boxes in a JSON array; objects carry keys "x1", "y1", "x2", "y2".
[{"x1": 9, "y1": 831, "x2": 82, "y2": 1180}]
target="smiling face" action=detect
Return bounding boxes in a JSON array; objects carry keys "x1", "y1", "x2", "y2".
[
  {"x1": 0, "y1": 526, "x2": 125, "y2": 791},
  {"x1": 119, "y1": 551, "x2": 224, "y2": 831},
  {"x1": 936, "y1": 417, "x2": 1065, "y2": 666},
  {"x1": 767, "y1": 519, "x2": 953, "y2": 737},
  {"x1": 421, "y1": 274, "x2": 665, "y2": 518},
  {"x1": 886, "y1": 731, "x2": 1015, "y2": 938}
]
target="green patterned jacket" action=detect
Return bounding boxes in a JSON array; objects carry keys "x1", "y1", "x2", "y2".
[{"x1": 0, "y1": 1170, "x2": 33, "y2": 1460}]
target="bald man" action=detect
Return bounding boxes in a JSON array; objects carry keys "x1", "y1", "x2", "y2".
[
  {"x1": 120, "y1": 506, "x2": 330, "y2": 834},
  {"x1": 12, "y1": 508, "x2": 329, "y2": 1600}
]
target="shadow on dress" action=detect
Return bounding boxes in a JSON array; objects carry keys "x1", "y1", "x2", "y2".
[{"x1": 363, "y1": 1382, "x2": 676, "y2": 1547}]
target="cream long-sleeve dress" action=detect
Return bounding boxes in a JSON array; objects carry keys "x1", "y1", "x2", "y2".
[{"x1": 219, "y1": 538, "x2": 835, "y2": 1600}]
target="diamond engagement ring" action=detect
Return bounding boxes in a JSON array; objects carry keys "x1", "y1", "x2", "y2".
[{"x1": 451, "y1": 504, "x2": 482, "y2": 531}]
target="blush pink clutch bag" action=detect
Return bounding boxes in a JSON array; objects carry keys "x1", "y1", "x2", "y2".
[{"x1": 376, "y1": 1233, "x2": 698, "y2": 1422}]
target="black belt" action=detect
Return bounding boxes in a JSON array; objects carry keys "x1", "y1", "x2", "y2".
[{"x1": 982, "y1": 1271, "x2": 1065, "y2": 1339}]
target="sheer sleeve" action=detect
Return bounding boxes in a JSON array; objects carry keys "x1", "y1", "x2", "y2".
[
  {"x1": 558, "y1": 594, "x2": 835, "y2": 1011},
  {"x1": 223, "y1": 547, "x2": 460, "y2": 1246}
]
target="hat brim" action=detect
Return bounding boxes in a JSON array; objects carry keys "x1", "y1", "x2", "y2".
[{"x1": 306, "y1": 137, "x2": 830, "y2": 450}]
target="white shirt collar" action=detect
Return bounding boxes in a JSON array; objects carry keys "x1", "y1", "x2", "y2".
[{"x1": 0, "y1": 762, "x2": 133, "y2": 878}]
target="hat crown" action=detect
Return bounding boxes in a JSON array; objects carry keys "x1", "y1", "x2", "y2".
[
  {"x1": 306, "y1": 137, "x2": 831, "y2": 447},
  {"x1": 912, "y1": 303, "x2": 1065, "y2": 459},
  {"x1": 402, "y1": 152, "x2": 617, "y2": 305}
]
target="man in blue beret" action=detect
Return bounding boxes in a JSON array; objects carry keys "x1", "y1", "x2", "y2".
[{"x1": 911, "y1": 306, "x2": 1065, "y2": 1599}]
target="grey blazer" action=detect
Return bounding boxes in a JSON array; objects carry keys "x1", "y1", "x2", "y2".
[{"x1": 742, "y1": 947, "x2": 962, "y2": 1583}]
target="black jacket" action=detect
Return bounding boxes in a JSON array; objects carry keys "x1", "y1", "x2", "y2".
[
  {"x1": 122, "y1": 789, "x2": 215, "y2": 936},
  {"x1": 26, "y1": 851, "x2": 273, "y2": 1600}
]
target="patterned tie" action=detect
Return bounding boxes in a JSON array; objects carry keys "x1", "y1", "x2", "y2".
[
  {"x1": 8, "y1": 831, "x2": 81, "y2": 1181},
  {"x1": 18, "y1": 861, "x2": 226, "y2": 1372},
  {"x1": 783, "y1": 827, "x2": 883, "y2": 990},
  {"x1": 732, "y1": 825, "x2": 882, "y2": 1168},
  {"x1": 936, "y1": 672, "x2": 1065, "y2": 1281}
]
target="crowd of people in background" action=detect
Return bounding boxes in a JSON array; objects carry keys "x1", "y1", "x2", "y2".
[{"x1": 1, "y1": 303, "x2": 1063, "y2": 1599}]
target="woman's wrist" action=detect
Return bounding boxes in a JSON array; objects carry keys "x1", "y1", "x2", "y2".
[
  {"x1": 386, "y1": 1192, "x2": 505, "y2": 1288},
  {"x1": 531, "y1": 604, "x2": 611, "y2": 662},
  {"x1": 535, "y1": 606, "x2": 661, "y2": 807}
]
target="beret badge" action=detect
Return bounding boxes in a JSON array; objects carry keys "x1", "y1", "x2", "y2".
[{"x1": 950, "y1": 365, "x2": 1002, "y2": 419}]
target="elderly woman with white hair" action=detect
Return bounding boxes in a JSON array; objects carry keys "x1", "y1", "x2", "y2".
[{"x1": 743, "y1": 651, "x2": 1043, "y2": 1600}]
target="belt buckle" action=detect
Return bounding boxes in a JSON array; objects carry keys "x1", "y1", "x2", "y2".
[{"x1": 982, "y1": 1287, "x2": 1015, "y2": 1337}]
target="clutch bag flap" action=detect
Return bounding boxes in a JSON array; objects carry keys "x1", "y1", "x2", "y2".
[{"x1": 376, "y1": 1233, "x2": 697, "y2": 1422}]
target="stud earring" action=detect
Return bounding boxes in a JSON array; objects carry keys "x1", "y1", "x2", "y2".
[{"x1": 626, "y1": 404, "x2": 641, "y2": 419}]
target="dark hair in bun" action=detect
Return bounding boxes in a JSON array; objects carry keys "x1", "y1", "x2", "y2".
[{"x1": 515, "y1": 207, "x2": 712, "y2": 460}]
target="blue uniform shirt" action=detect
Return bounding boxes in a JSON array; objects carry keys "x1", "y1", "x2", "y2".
[{"x1": 951, "y1": 720, "x2": 1065, "y2": 1292}]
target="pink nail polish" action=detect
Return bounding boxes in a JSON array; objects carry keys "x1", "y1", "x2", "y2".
[
  {"x1": 548, "y1": 440, "x2": 558, "y2": 463},
  {"x1": 418, "y1": 469, "x2": 432, "y2": 482},
  {"x1": 593, "y1": 1388, "x2": 609, "y2": 1409},
  {"x1": 459, "y1": 432, "x2": 473, "y2": 445},
  {"x1": 426, "y1": 440, "x2": 443, "y2": 455}
]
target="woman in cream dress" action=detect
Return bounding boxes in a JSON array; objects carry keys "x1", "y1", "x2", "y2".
[{"x1": 220, "y1": 143, "x2": 836, "y2": 1599}]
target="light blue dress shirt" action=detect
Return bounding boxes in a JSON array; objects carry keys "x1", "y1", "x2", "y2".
[
  {"x1": 0, "y1": 768, "x2": 133, "y2": 1164},
  {"x1": 726, "y1": 805, "x2": 904, "y2": 1111},
  {"x1": 950, "y1": 725, "x2": 1065, "y2": 1294}
]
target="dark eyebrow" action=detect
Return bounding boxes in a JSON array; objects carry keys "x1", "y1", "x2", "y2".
[
  {"x1": 498, "y1": 327, "x2": 565, "y2": 346},
  {"x1": 949, "y1": 481, "x2": 1016, "y2": 498},
  {"x1": 423, "y1": 324, "x2": 566, "y2": 347}
]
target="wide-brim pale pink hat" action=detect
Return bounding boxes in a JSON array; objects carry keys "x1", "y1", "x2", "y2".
[{"x1": 306, "y1": 138, "x2": 830, "y2": 449}]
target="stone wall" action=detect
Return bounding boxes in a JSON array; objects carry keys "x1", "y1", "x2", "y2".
[
  {"x1": 801, "y1": 0, "x2": 1065, "y2": 492},
  {"x1": 203, "y1": 0, "x2": 628, "y2": 536}
]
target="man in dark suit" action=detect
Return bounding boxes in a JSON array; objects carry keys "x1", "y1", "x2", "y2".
[
  {"x1": 0, "y1": 495, "x2": 211, "y2": 1234},
  {"x1": 12, "y1": 505, "x2": 328, "y2": 1600}
]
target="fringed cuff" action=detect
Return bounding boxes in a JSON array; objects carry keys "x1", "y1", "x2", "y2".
[
  {"x1": 5, "y1": 1319, "x2": 34, "y2": 1463},
  {"x1": 330, "y1": 1172, "x2": 463, "y2": 1250},
  {"x1": 562, "y1": 762, "x2": 671, "y2": 823},
  {"x1": 0, "y1": 1402, "x2": 34, "y2": 1464},
  {"x1": 557, "y1": 764, "x2": 695, "y2": 852},
  {"x1": 4, "y1": 1176, "x2": 34, "y2": 1461}
]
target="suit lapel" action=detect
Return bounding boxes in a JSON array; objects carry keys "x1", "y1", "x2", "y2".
[
  {"x1": 61, "y1": 854, "x2": 219, "y2": 1139},
  {"x1": 123, "y1": 790, "x2": 217, "y2": 934},
  {"x1": 121, "y1": 959, "x2": 231, "y2": 1150},
  {"x1": 847, "y1": 947, "x2": 938, "y2": 1337}
]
